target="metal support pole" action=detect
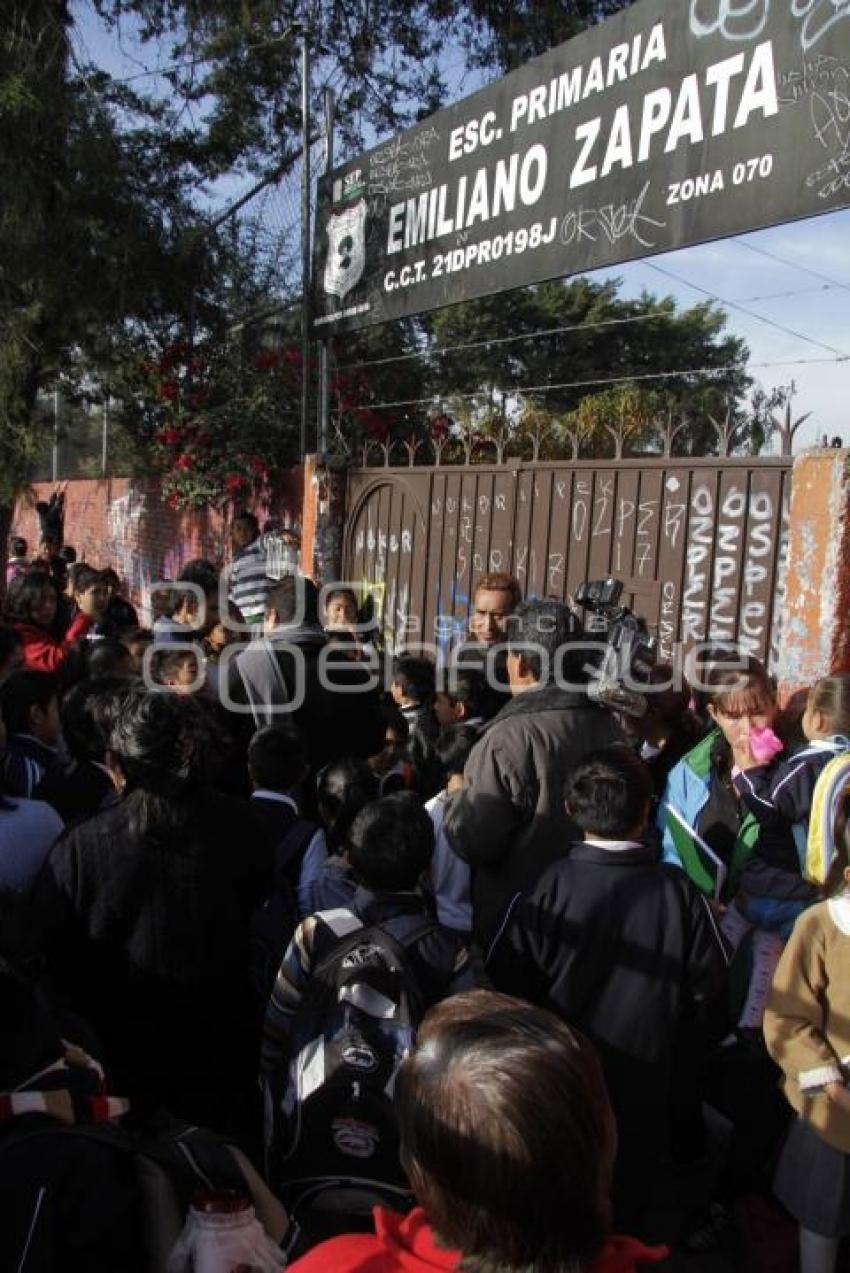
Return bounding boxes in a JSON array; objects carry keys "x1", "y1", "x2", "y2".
[
  {"x1": 101, "y1": 398, "x2": 108, "y2": 478},
  {"x1": 52, "y1": 389, "x2": 60, "y2": 482},
  {"x1": 300, "y1": 30, "x2": 311, "y2": 462},
  {"x1": 317, "y1": 86, "x2": 335, "y2": 457}
]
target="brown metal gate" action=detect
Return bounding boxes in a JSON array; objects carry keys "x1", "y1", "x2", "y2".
[{"x1": 343, "y1": 458, "x2": 792, "y2": 668}]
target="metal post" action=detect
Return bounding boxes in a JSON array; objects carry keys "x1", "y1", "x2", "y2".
[
  {"x1": 300, "y1": 30, "x2": 311, "y2": 461},
  {"x1": 101, "y1": 398, "x2": 108, "y2": 478},
  {"x1": 317, "y1": 86, "x2": 335, "y2": 457},
  {"x1": 52, "y1": 389, "x2": 60, "y2": 482}
]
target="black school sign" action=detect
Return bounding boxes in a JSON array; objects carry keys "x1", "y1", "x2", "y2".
[{"x1": 312, "y1": 0, "x2": 850, "y2": 333}]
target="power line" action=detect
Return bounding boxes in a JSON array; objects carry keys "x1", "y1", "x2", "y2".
[
  {"x1": 338, "y1": 311, "x2": 673, "y2": 371},
  {"x1": 734, "y1": 237, "x2": 850, "y2": 293},
  {"x1": 337, "y1": 281, "x2": 846, "y2": 373},
  {"x1": 345, "y1": 355, "x2": 848, "y2": 412},
  {"x1": 644, "y1": 260, "x2": 850, "y2": 360}
]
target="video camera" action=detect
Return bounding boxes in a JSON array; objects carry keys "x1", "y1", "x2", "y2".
[{"x1": 573, "y1": 578, "x2": 656, "y2": 718}]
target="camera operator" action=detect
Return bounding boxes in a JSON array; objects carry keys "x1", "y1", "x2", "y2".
[{"x1": 443, "y1": 598, "x2": 623, "y2": 950}]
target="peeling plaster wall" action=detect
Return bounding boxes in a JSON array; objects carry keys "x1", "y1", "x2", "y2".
[
  {"x1": 12, "y1": 472, "x2": 303, "y2": 620},
  {"x1": 776, "y1": 450, "x2": 850, "y2": 699}
]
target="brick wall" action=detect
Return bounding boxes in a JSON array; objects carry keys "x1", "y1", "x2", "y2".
[{"x1": 11, "y1": 470, "x2": 304, "y2": 619}]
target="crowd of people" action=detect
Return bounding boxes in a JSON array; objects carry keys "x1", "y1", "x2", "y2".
[{"x1": 1, "y1": 517, "x2": 850, "y2": 1273}]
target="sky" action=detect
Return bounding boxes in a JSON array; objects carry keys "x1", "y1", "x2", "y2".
[{"x1": 71, "y1": 1, "x2": 850, "y2": 450}]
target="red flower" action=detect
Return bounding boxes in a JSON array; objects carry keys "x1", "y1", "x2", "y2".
[
  {"x1": 254, "y1": 350, "x2": 280, "y2": 372},
  {"x1": 175, "y1": 453, "x2": 193, "y2": 471},
  {"x1": 156, "y1": 427, "x2": 180, "y2": 446},
  {"x1": 249, "y1": 456, "x2": 268, "y2": 478},
  {"x1": 158, "y1": 381, "x2": 178, "y2": 402},
  {"x1": 167, "y1": 492, "x2": 180, "y2": 511},
  {"x1": 430, "y1": 413, "x2": 453, "y2": 441},
  {"x1": 225, "y1": 472, "x2": 248, "y2": 495},
  {"x1": 159, "y1": 341, "x2": 189, "y2": 371},
  {"x1": 366, "y1": 417, "x2": 389, "y2": 443}
]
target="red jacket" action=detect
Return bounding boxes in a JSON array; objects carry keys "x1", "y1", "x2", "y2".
[
  {"x1": 14, "y1": 612, "x2": 92, "y2": 674},
  {"x1": 286, "y1": 1207, "x2": 669, "y2": 1272}
]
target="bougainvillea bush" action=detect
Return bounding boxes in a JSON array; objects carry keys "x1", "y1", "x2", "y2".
[{"x1": 134, "y1": 338, "x2": 302, "y2": 510}]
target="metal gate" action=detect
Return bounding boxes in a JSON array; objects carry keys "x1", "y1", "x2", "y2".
[{"x1": 343, "y1": 458, "x2": 792, "y2": 668}]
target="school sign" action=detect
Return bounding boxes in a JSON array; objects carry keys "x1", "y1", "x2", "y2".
[{"x1": 312, "y1": 0, "x2": 850, "y2": 332}]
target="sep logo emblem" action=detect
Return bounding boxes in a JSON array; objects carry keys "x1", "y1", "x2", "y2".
[{"x1": 324, "y1": 200, "x2": 367, "y2": 301}]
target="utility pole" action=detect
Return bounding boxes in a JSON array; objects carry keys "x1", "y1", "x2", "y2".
[
  {"x1": 101, "y1": 398, "x2": 109, "y2": 478},
  {"x1": 317, "y1": 86, "x2": 335, "y2": 456},
  {"x1": 52, "y1": 389, "x2": 60, "y2": 482},
  {"x1": 300, "y1": 29, "x2": 311, "y2": 461}
]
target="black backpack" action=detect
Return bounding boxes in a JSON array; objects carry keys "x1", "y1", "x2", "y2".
[
  {"x1": 266, "y1": 907, "x2": 439, "y2": 1218},
  {"x1": 250, "y1": 816, "x2": 317, "y2": 1004},
  {"x1": 0, "y1": 1115, "x2": 290, "y2": 1273}
]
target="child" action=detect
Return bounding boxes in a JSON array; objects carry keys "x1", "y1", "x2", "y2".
[
  {"x1": 118, "y1": 626, "x2": 154, "y2": 676},
  {"x1": 0, "y1": 671, "x2": 62, "y2": 798},
  {"x1": 311, "y1": 757, "x2": 378, "y2": 911},
  {"x1": 260, "y1": 792, "x2": 472, "y2": 1198},
  {"x1": 157, "y1": 647, "x2": 205, "y2": 695},
  {"x1": 433, "y1": 668, "x2": 490, "y2": 730},
  {"x1": 424, "y1": 725, "x2": 479, "y2": 938},
  {"x1": 489, "y1": 746, "x2": 728, "y2": 1233},
  {"x1": 391, "y1": 655, "x2": 439, "y2": 796},
  {"x1": 764, "y1": 767, "x2": 850, "y2": 1273},
  {"x1": 369, "y1": 700, "x2": 415, "y2": 795},
  {"x1": 248, "y1": 725, "x2": 327, "y2": 918},
  {"x1": 724, "y1": 674, "x2": 850, "y2": 1030}
]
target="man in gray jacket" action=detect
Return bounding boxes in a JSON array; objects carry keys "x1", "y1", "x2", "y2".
[{"x1": 444, "y1": 598, "x2": 622, "y2": 950}]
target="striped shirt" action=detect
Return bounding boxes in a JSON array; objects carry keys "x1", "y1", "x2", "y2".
[{"x1": 228, "y1": 538, "x2": 273, "y2": 623}]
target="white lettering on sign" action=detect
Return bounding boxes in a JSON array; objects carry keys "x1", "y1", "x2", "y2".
[{"x1": 569, "y1": 41, "x2": 777, "y2": 189}]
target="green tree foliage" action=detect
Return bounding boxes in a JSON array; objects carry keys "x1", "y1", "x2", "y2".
[
  {"x1": 415, "y1": 278, "x2": 752, "y2": 459},
  {"x1": 461, "y1": 0, "x2": 631, "y2": 73}
]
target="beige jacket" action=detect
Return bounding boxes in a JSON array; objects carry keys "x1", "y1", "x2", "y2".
[{"x1": 764, "y1": 898, "x2": 850, "y2": 1152}]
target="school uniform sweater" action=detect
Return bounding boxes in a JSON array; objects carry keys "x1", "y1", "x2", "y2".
[
  {"x1": 488, "y1": 841, "x2": 729, "y2": 1114},
  {"x1": 764, "y1": 898, "x2": 850, "y2": 1153}
]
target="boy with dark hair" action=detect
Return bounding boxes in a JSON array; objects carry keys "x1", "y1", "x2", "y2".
[
  {"x1": 391, "y1": 655, "x2": 436, "y2": 728},
  {"x1": 119, "y1": 627, "x2": 154, "y2": 675},
  {"x1": 0, "y1": 672, "x2": 62, "y2": 797},
  {"x1": 262, "y1": 792, "x2": 470, "y2": 1060},
  {"x1": 260, "y1": 792, "x2": 472, "y2": 1206},
  {"x1": 229, "y1": 511, "x2": 272, "y2": 626},
  {"x1": 433, "y1": 667, "x2": 490, "y2": 729},
  {"x1": 488, "y1": 746, "x2": 728, "y2": 1233},
  {"x1": 248, "y1": 725, "x2": 326, "y2": 918},
  {"x1": 391, "y1": 655, "x2": 439, "y2": 795},
  {"x1": 101, "y1": 567, "x2": 139, "y2": 631},
  {"x1": 163, "y1": 558, "x2": 221, "y2": 639},
  {"x1": 424, "y1": 725, "x2": 479, "y2": 937},
  {"x1": 34, "y1": 677, "x2": 123, "y2": 822},
  {"x1": 157, "y1": 647, "x2": 205, "y2": 695}
]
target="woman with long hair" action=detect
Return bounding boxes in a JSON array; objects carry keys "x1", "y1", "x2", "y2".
[
  {"x1": 31, "y1": 687, "x2": 273, "y2": 1136},
  {"x1": 4, "y1": 570, "x2": 93, "y2": 674}
]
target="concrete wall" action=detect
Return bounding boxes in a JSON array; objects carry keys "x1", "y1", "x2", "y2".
[
  {"x1": 775, "y1": 449, "x2": 850, "y2": 702},
  {"x1": 11, "y1": 472, "x2": 303, "y2": 619}
]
